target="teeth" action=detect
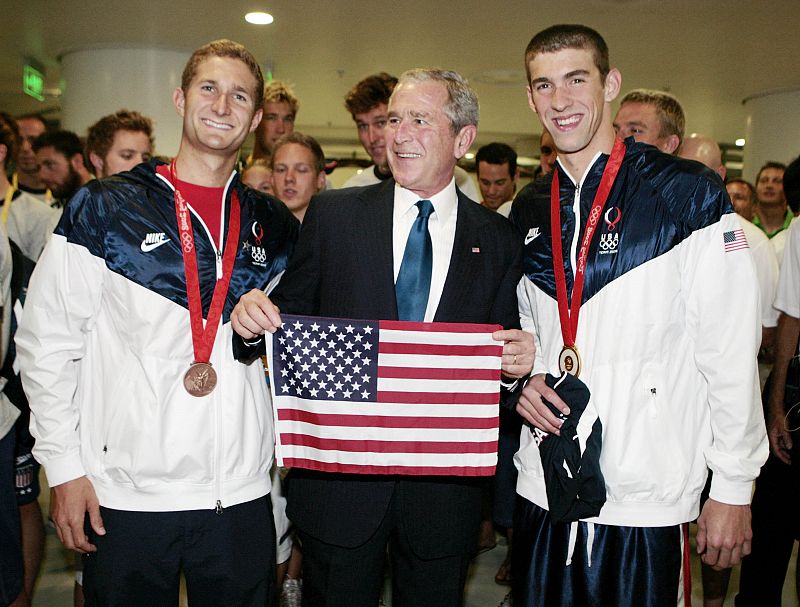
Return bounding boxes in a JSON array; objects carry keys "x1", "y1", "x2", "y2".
[
  {"x1": 397, "y1": 153, "x2": 421, "y2": 158},
  {"x1": 203, "y1": 118, "x2": 232, "y2": 130},
  {"x1": 556, "y1": 116, "x2": 579, "y2": 126}
]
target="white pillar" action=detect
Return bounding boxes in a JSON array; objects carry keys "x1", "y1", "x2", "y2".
[
  {"x1": 60, "y1": 48, "x2": 190, "y2": 157},
  {"x1": 742, "y1": 88, "x2": 800, "y2": 181}
]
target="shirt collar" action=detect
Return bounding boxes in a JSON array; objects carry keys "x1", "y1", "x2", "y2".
[{"x1": 393, "y1": 177, "x2": 458, "y2": 220}]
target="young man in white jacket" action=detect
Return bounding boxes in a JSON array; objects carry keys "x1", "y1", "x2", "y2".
[
  {"x1": 510, "y1": 24, "x2": 768, "y2": 607},
  {"x1": 16, "y1": 40, "x2": 299, "y2": 606}
]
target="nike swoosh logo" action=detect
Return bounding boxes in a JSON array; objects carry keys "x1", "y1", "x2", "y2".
[
  {"x1": 524, "y1": 228, "x2": 540, "y2": 245},
  {"x1": 140, "y1": 239, "x2": 170, "y2": 252}
]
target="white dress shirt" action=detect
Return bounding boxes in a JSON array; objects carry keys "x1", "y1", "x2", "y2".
[{"x1": 392, "y1": 178, "x2": 458, "y2": 322}]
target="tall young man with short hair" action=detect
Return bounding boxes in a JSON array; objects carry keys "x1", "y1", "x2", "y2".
[
  {"x1": 85, "y1": 109, "x2": 154, "y2": 178},
  {"x1": 14, "y1": 114, "x2": 48, "y2": 200},
  {"x1": 476, "y1": 142, "x2": 518, "y2": 212},
  {"x1": 252, "y1": 80, "x2": 299, "y2": 161},
  {"x1": 613, "y1": 88, "x2": 685, "y2": 154},
  {"x1": 32, "y1": 131, "x2": 92, "y2": 207},
  {"x1": 16, "y1": 39, "x2": 299, "y2": 606},
  {"x1": 270, "y1": 132, "x2": 326, "y2": 222},
  {"x1": 511, "y1": 24, "x2": 766, "y2": 606}
]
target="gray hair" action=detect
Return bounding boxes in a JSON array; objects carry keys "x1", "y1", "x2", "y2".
[{"x1": 395, "y1": 68, "x2": 479, "y2": 133}]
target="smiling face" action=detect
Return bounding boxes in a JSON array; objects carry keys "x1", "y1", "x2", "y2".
[
  {"x1": 386, "y1": 80, "x2": 475, "y2": 199},
  {"x1": 526, "y1": 47, "x2": 620, "y2": 177},
  {"x1": 354, "y1": 103, "x2": 390, "y2": 171},
  {"x1": 477, "y1": 161, "x2": 516, "y2": 209},
  {"x1": 174, "y1": 56, "x2": 262, "y2": 160}
]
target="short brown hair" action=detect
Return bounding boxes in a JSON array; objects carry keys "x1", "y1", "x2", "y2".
[
  {"x1": 86, "y1": 110, "x2": 154, "y2": 161},
  {"x1": 344, "y1": 73, "x2": 398, "y2": 118},
  {"x1": 263, "y1": 81, "x2": 299, "y2": 116},
  {"x1": 270, "y1": 132, "x2": 325, "y2": 174},
  {"x1": 620, "y1": 89, "x2": 685, "y2": 145},
  {"x1": 525, "y1": 24, "x2": 610, "y2": 83},
  {"x1": 181, "y1": 39, "x2": 265, "y2": 110}
]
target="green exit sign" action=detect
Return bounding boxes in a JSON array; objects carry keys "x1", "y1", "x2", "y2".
[{"x1": 23, "y1": 65, "x2": 44, "y2": 101}]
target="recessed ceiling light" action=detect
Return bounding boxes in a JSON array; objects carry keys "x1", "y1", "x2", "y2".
[
  {"x1": 735, "y1": 138, "x2": 746, "y2": 147},
  {"x1": 245, "y1": 11, "x2": 274, "y2": 25},
  {"x1": 464, "y1": 152, "x2": 475, "y2": 160}
]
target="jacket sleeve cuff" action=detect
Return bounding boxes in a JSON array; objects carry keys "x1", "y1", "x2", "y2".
[
  {"x1": 43, "y1": 453, "x2": 87, "y2": 488},
  {"x1": 708, "y1": 476, "x2": 754, "y2": 506}
]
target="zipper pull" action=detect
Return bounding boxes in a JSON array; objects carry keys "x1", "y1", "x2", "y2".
[
  {"x1": 215, "y1": 500, "x2": 223, "y2": 515},
  {"x1": 215, "y1": 249, "x2": 223, "y2": 280}
]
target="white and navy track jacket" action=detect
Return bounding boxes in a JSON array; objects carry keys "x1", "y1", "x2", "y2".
[
  {"x1": 511, "y1": 140, "x2": 768, "y2": 527},
  {"x1": 16, "y1": 160, "x2": 299, "y2": 512}
]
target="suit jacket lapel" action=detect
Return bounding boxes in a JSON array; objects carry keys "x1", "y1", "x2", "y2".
[
  {"x1": 435, "y1": 190, "x2": 481, "y2": 321},
  {"x1": 358, "y1": 180, "x2": 399, "y2": 319}
]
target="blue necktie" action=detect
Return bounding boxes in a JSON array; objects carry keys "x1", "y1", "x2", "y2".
[{"x1": 396, "y1": 200, "x2": 434, "y2": 321}]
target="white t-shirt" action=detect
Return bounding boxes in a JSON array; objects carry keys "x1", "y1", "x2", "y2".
[{"x1": 775, "y1": 218, "x2": 800, "y2": 319}]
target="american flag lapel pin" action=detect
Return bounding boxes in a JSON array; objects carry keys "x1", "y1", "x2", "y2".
[{"x1": 471, "y1": 246, "x2": 480, "y2": 253}]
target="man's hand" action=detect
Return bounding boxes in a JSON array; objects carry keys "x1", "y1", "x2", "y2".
[
  {"x1": 50, "y1": 476, "x2": 105, "y2": 553},
  {"x1": 516, "y1": 373, "x2": 570, "y2": 435},
  {"x1": 767, "y1": 414, "x2": 793, "y2": 465},
  {"x1": 696, "y1": 498, "x2": 752, "y2": 570},
  {"x1": 494, "y1": 329, "x2": 535, "y2": 379},
  {"x1": 230, "y1": 289, "x2": 283, "y2": 339}
]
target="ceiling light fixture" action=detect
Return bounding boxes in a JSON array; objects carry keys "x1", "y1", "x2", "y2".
[
  {"x1": 245, "y1": 11, "x2": 274, "y2": 25},
  {"x1": 735, "y1": 138, "x2": 746, "y2": 147}
]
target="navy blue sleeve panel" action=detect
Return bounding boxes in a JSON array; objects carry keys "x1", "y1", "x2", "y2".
[
  {"x1": 518, "y1": 145, "x2": 737, "y2": 308},
  {"x1": 54, "y1": 164, "x2": 299, "y2": 323}
]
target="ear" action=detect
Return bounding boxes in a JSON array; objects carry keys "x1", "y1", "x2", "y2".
[
  {"x1": 662, "y1": 135, "x2": 681, "y2": 155},
  {"x1": 526, "y1": 85, "x2": 537, "y2": 114},
  {"x1": 89, "y1": 151, "x2": 104, "y2": 176},
  {"x1": 453, "y1": 124, "x2": 477, "y2": 160},
  {"x1": 249, "y1": 108, "x2": 263, "y2": 134},
  {"x1": 315, "y1": 170, "x2": 326, "y2": 192},
  {"x1": 718, "y1": 165, "x2": 727, "y2": 181},
  {"x1": 603, "y1": 68, "x2": 622, "y2": 103},
  {"x1": 513, "y1": 167, "x2": 521, "y2": 182},
  {"x1": 173, "y1": 87, "x2": 186, "y2": 117},
  {"x1": 0, "y1": 143, "x2": 7, "y2": 166}
]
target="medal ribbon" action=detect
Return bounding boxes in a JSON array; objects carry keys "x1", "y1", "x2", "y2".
[
  {"x1": 550, "y1": 138, "x2": 626, "y2": 350},
  {"x1": 170, "y1": 161, "x2": 241, "y2": 365}
]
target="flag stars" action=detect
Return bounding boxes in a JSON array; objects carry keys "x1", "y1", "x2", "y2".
[
  {"x1": 310, "y1": 322, "x2": 320, "y2": 331},
  {"x1": 328, "y1": 324, "x2": 337, "y2": 333},
  {"x1": 293, "y1": 321, "x2": 303, "y2": 330},
  {"x1": 361, "y1": 390, "x2": 370, "y2": 399},
  {"x1": 345, "y1": 324, "x2": 355, "y2": 333}
]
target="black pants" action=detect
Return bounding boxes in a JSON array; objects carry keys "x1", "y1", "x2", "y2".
[
  {"x1": 735, "y1": 454, "x2": 800, "y2": 606},
  {"x1": 83, "y1": 495, "x2": 276, "y2": 607},
  {"x1": 299, "y1": 487, "x2": 471, "y2": 607}
]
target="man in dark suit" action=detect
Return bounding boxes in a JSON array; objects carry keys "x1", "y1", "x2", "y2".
[{"x1": 232, "y1": 68, "x2": 534, "y2": 607}]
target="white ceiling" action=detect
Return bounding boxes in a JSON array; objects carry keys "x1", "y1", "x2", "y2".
[{"x1": 2, "y1": 0, "x2": 799, "y2": 156}]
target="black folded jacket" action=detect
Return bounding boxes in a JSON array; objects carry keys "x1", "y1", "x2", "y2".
[{"x1": 536, "y1": 373, "x2": 606, "y2": 524}]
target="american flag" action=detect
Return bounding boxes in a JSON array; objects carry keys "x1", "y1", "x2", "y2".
[
  {"x1": 267, "y1": 314, "x2": 503, "y2": 476},
  {"x1": 723, "y1": 229, "x2": 749, "y2": 253}
]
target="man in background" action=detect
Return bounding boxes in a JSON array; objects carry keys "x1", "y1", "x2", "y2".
[{"x1": 85, "y1": 110, "x2": 154, "y2": 178}]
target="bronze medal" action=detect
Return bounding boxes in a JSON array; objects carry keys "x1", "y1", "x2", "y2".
[
  {"x1": 184, "y1": 362, "x2": 217, "y2": 397},
  {"x1": 558, "y1": 345, "x2": 581, "y2": 377}
]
